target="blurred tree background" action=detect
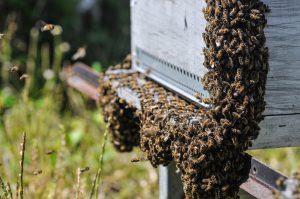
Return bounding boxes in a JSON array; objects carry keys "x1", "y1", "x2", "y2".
[{"x1": 0, "y1": 0, "x2": 130, "y2": 68}]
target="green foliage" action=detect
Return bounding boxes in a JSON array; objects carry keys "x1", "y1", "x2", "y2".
[
  {"x1": 0, "y1": 12, "x2": 157, "y2": 198},
  {"x1": 0, "y1": 0, "x2": 130, "y2": 68}
]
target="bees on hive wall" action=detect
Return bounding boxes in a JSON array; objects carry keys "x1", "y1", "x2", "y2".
[{"x1": 97, "y1": 0, "x2": 269, "y2": 197}]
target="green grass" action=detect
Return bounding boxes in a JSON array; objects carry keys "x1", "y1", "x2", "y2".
[{"x1": 0, "y1": 17, "x2": 158, "y2": 199}]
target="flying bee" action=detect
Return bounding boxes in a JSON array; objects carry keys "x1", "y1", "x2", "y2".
[
  {"x1": 10, "y1": 65, "x2": 22, "y2": 76},
  {"x1": 37, "y1": 20, "x2": 55, "y2": 32},
  {"x1": 45, "y1": 150, "x2": 56, "y2": 155},
  {"x1": 0, "y1": 33, "x2": 4, "y2": 39},
  {"x1": 80, "y1": 167, "x2": 90, "y2": 173},
  {"x1": 72, "y1": 46, "x2": 86, "y2": 61},
  {"x1": 33, "y1": 170, "x2": 43, "y2": 176},
  {"x1": 20, "y1": 74, "x2": 29, "y2": 80}
]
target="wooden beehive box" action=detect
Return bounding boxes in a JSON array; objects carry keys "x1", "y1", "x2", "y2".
[{"x1": 130, "y1": 0, "x2": 300, "y2": 149}]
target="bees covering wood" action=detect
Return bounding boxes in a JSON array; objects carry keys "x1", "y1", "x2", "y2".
[{"x1": 98, "y1": 0, "x2": 269, "y2": 197}]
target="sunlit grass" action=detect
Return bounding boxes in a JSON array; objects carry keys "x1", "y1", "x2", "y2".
[{"x1": 0, "y1": 16, "x2": 158, "y2": 199}]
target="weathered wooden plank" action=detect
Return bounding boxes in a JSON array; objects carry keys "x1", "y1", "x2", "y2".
[
  {"x1": 131, "y1": 0, "x2": 300, "y2": 115},
  {"x1": 253, "y1": 114, "x2": 300, "y2": 149}
]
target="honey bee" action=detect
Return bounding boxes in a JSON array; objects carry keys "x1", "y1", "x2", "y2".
[
  {"x1": 218, "y1": 28, "x2": 229, "y2": 35},
  {"x1": 0, "y1": 33, "x2": 4, "y2": 39},
  {"x1": 72, "y1": 46, "x2": 86, "y2": 61},
  {"x1": 220, "y1": 118, "x2": 231, "y2": 128},
  {"x1": 216, "y1": 49, "x2": 225, "y2": 60},
  {"x1": 38, "y1": 20, "x2": 55, "y2": 32},
  {"x1": 20, "y1": 74, "x2": 29, "y2": 80},
  {"x1": 237, "y1": 29, "x2": 244, "y2": 41},
  {"x1": 229, "y1": 8, "x2": 237, "y2": 18},
  {"x1": 238, "y1": 56, "x2": 244, "y2": 65},
  {"x1": 215, "y1": 5, "x2": 221, "y2": 17},
  {"x1": 229, "y1": 0, "x2": 237, "y2": 4},
  {"x1": 250, "y1": 13, "x2": 261, "y2": 21},
  {"x1": 223, "y1": 44, "x2": 234, "y2": 56},
  {"x1": 80, "y1": 167, "x2": 90, "y2": 173},
  {"x1": 276, "y1": 176, "x2": 286, "y2": 189},
  {"x1": 10, "y1": 65, "x2": 20, "y2": 73},
  {"x1": 222, "y1": 9, "x2": 229, "y2": 22},
  {"x1": 33, "y1": 170, "x2": 43, "y2": 176},
  {"x1": 202, "y1": 98, "x2": 211, "y2": 104},
  {"x1": 45, "y1": 150, "x2": 56, "y2": 155},
  {"x1": 194, "y1": 92, "x2": 202, "y2": 100},
  {"x1": 230, "y1": 18, "x2": 240, "y2": 27},
  {"x1": 221, "y1": 0, "x2": 229, "y2": 8},
  {"x1": 251, "y1": 9, "x2": 261, "y2": 15}
]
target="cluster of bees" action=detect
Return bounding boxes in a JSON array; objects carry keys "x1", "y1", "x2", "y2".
[
  {"x1": 98, "y1": 55, "x2": 140, "y2": 152},
  {"x1": 98, "y1": 0, "x2": 269, "y2": 198}
]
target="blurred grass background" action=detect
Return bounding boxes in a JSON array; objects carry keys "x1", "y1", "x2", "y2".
[{"x1": 0, "y1": 0, "x2": 299, "y2": 198}]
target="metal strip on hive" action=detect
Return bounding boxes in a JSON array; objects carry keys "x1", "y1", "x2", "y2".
[
  {"x1": 135, "y1": 47, "x2": 210, "y2": 107},
  {"x1": 131, "y1": 0, "x2": 209, "y2": 107}
]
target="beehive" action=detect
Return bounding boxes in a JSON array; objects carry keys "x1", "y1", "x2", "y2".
[{"x1": 131, "y1": 0, "x2": 300, "y2": 149}]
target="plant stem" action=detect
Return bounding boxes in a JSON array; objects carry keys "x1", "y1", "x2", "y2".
[
  {"x1": 0, "y1": 176, "x2": 9, "y2": 198},
  {"x1": 90, "y1": 123, "x2": 109, "y2": 199},
  {"x1": 18, "y1": 132, "x2": 26, "y2": 199}
]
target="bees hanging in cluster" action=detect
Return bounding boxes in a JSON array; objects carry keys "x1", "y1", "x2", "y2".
[{"x1": 97, "y1": 0, "x2": 269, "y2": 198}]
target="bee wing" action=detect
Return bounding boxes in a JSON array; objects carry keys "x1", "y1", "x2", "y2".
[{"x1": 36, "y1": 20, "x2": 47, "y2": 28}]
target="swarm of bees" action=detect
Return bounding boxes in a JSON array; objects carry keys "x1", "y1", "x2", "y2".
[
  {"x1": 98, "y1": 0, "x2": 269, "y2": 198},
  {"x1": 98, "y1": 55, "x2": 140, "y2": 152}
]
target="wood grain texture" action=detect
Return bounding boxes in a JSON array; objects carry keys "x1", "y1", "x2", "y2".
[
  {"x1": 131, "y1": 0, "x2": 300, "y2": 115},
  {"x1": 253, "y1": 114, "x2": 300, "y2": 149},
  {"x1": 263, "y1": 0, "x2": 300, "y2": 115}
]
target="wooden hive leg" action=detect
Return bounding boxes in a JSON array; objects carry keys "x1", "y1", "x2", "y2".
[{"x1": 159, "y1": 162, "x2": 184, "y2": 199}]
